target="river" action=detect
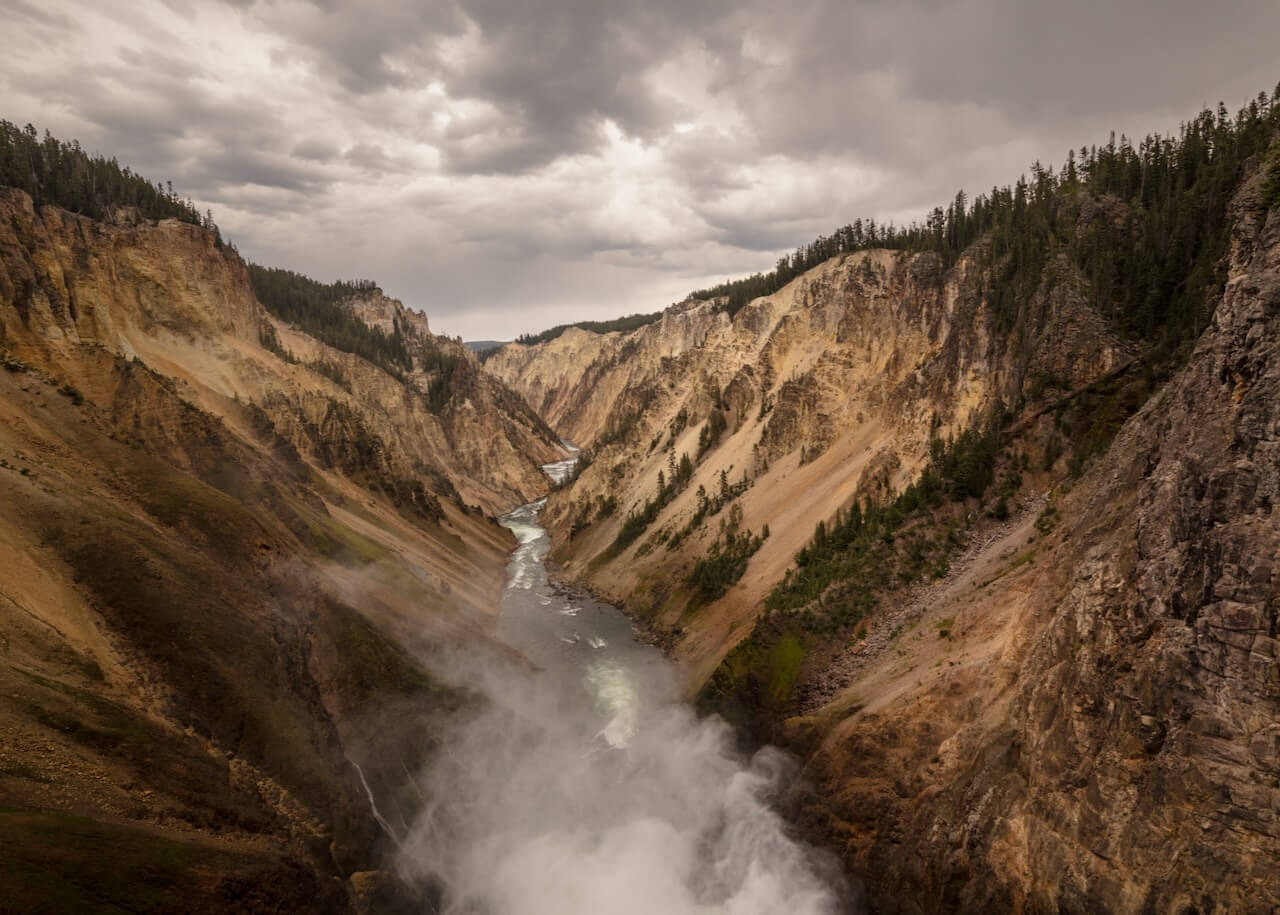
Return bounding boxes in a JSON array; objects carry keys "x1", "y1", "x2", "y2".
[{"x1": 402, "y1": 451, "x2": 854, "y2": 914}]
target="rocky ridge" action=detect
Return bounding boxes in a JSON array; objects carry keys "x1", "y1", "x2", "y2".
[{"x1": 0, "y1": 187, "x2": 561, "y2": 516}]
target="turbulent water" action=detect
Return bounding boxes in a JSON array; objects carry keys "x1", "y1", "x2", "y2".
[{"x1": 401, "y1": 451, "x2": 853, "y2": 914}]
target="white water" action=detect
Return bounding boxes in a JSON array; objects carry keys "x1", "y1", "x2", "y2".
[{"x1": 400, "y1": 451, "x2": 855, "y2": 914}]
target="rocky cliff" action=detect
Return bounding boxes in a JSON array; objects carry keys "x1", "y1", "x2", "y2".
[
  {"x1": 0, "y1": 188, "x2": 560, "y2": 516},
  {"x1": 783, "y1": 148, "x2": 1280, "y2": 915},
  {"x1": 489, "y1": 245, "x2": 1129, "y2": 685},
  {"x1": 486, "y1": 154, "x2": 1280, "y2": 910},
  {"x1": 0, "y1": 189, "x2": 560, "y2": 911}
]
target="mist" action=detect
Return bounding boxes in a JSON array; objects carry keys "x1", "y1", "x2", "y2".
[
  {"x1": 400, "y1": 660, "x2": 853, "y2": 914},
  {"x1": 397, "y1": 493, "x2": 858, "y2": 914}
]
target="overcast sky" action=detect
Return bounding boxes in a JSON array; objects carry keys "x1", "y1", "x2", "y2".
[{"x1": 3, "y1": 1, "x2": 1278, "y2": 339}]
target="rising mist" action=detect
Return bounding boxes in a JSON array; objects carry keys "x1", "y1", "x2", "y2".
[{"x1": 398, "y1": 493, "x2": 858, "y2": 914}]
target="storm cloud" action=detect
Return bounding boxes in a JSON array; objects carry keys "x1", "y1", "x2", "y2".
[{"x1": 2, "y1": 0, "x2": 1276, "y2": 338}]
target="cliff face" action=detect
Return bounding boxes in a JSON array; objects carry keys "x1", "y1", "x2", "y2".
[
  {"x1": 487, "y1": 168, "x2": 1280, "y2": 910},
  {"x1": 0, "y1": 188, "x2": 561, "y2": 516},
  {"x1": 489, "y1": 246, "x2": 1128, "y2": 685},
  {"x1": 791, "y1": 158, "x2": 1280, "y2": 915},
  {"x1": 486, "y1": 303, "x2": 728, "y2": 447},
  {"x1": 0, "y1": 190, "x2": 557, "y2": 911}
]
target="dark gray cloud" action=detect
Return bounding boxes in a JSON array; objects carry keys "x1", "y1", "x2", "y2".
[
  {"x1": 251, "y1": 0, "x2": 463, "y2": 94},
  {"x1": 242, "y1": 0, "x2": 743, "y2": 173},
  {"x1": 292, "y1": 136, "x2": 342, "y2": 160},
  {"x1": 429, "y1": 0, "x2": 735, "y2": 172},
  {"x1": 2, "y1": 0, "x2": 1278, "y2": 339}
]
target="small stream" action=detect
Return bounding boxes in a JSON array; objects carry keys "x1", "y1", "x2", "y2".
[{"x1": 401, "y1": 450, "x2": 853, "y2": 914}]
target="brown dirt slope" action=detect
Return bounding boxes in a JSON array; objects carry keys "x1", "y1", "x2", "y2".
[
  {"x1": 489, "y1": 245, "x2": 1129, "y2": 689},
  {"x1": 755, "y1": 163, "x2": 1280, "y2": 912},
  {"x1": 0, "y1": 191, "x2": 553, "y2": 911}
]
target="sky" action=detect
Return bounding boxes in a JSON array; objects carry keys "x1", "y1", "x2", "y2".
[{"x1": 3, "y1": 1, "x2": 1278, "y2": 340}]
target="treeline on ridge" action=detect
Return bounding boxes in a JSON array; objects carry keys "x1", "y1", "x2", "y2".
[
  {"x1": 0, "y1": 120, "x2": 214, "y2": 233},
  {"x1": 751, "y1": 85, "x2": 1280, "y2": 630},
  {"x1": 247, "y1": 265, "x2": 413, "y2": 378},
  {"x1": 693, "y1": 86, "x2": 1280, "y2": 352},
  {"x1": 512, "y1": 87, "x2": 1280, "y2": 364},
  {"x1": 514, "y1": 310, "x2": 664, "y2": 347},
  {"x1": 0, "y1": 120, "x2": 474, "y2": 410}
]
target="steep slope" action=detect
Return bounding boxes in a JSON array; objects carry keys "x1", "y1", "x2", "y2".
[
  {"x1": 785, "y1": 154, "x2": 1280, "y2": 914},
  {"x1": 490, "y1": 246, "x2": 1128, "y2": 685},
  {"x1": 0, "y1": 187, "x2": 561, "y2": 516},
  {"x1": 0, "y1": 188, "x2": 561, "y2": 911},
  {"x1": 488, "y1": 99, "x2": 1280, "y2": 911}
]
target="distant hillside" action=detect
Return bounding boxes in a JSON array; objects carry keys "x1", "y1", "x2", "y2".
[
  {"x1": 514, "y1": 310, "x2": 663, "y2": 347},
  {"x1": 465, "y1": 339, "x2": 507, "y2": 353}
]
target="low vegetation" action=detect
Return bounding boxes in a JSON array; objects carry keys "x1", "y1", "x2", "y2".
[
  {"x1": 258, "y1": 321, "x2": 298, "y2": 363},
  {"x1": 692, "y1": 88, "x2": 1280, "y2": 346},
  {"x1": 610, "y1": 450, "x2": 695, "y2": 552},
  {"x1": 666, "y1": 468, "x2": 750, "y2": 550},
  {"x1": 309, "y1": 357, "x2": 352, "y2": 391},
  {"x1": 765, "y1": 410, "x2": 1007, "y2": 626},
  {"x1": 687, "y1": 504, "x2": 767, "y2": 602}
]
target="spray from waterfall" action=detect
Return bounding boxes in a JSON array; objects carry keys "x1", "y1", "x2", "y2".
[{"x1": 397, "y1": 451, "x2": 859, "y2": 914}]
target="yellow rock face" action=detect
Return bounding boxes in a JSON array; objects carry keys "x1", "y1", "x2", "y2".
[{"x1": 488, "y1": 247, "x2": 1129, "y2": 686}]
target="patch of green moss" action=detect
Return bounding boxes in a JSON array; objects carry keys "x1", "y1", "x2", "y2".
[
  {"x1": 324, "y1": 599, "x2": 442, "y2": 697},
  {"x1": 0, "y1": 809, "x2": 193, "y2": 912},
  {"x1": 697, "y1": 620, "x2": 812, "y2": 745},
  {"x1": 768, "y1": 634, "x2": 805, "y2": 704},
  {"x1": 133, "y1": 461, "x2": 268, "y2": 563},
  {"x1": 13, "y1": 667, "x2": 148, "y2": 751},
  {"x1": 53, "y1": 521, "x2": 341, "y2": 822},
  {"x1": 287, "y1": 499, "x2": 394, "y2": 567}
]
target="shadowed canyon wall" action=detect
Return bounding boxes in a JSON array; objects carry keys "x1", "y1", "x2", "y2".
[{"x1": 0, "y1": 188, "x2": 562, "y2": 911}]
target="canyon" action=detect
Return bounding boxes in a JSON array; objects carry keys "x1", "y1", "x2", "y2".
[
  {"x1": 1, "y1": 98, "x2": 1278, "y2": 915},
  {"x1": 489, "y1": 163, "x2": 1280, "y2": 911}
]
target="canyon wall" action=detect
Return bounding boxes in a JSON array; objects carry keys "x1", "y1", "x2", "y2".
[
  {"x1": 487, "y1": 171, "x2": 1280, "y2": 911},
  {"x1": 0, "y1": 189, "x2": 560, "y2": 911},
  {"x1": 489, "y1": 245, "x2": 1129, "y2": 686},
  {"x1": 787, "y1": 151, "x2": 1280, "y2": 915}
]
